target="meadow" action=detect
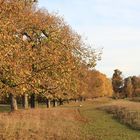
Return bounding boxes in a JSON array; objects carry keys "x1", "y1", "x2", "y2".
[
  {"x1": 0, "y1": 98, "x2": 140, "y2": 140},
  {"x1": 98, "y1": 99, "x2": 140, "y2": 130}
]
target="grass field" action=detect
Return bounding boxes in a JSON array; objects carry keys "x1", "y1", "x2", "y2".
[
  {"x1": 0, "y1": 98, "x2": 140, "y2": 140},
  {"x1": 98, "y1": 99, "x2": 140, "y2": 130},
  {"x1": 0, "y1": 105, "x2": 10, "y2": 112}
]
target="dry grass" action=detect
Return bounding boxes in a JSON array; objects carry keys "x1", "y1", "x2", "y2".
[
  {"x1": 108, "y1": 100, "x2": 140, "y2": 111},
  {"x1": 98, "y1": 100, "x2": 140, "y2": 130},
  {"x1": 130, "y1": 97, "x2": 140, "y2": 102},
  {"x1": 1, "y1": 99, "x2": 140, "y2": 140},
  {"x1": 0, "y1": 108, "x2": 86, "y2": 140}
]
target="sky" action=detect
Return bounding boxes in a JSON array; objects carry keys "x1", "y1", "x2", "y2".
[{"x1": 38, "y1": 0, "x2": 140, "y2": 78}]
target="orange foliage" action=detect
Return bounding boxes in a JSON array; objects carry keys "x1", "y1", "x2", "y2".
[
  {"x1": 0, "y1": 0, "x2": 102, "y2": 106},
  {"x1": 87, "y1": 70, "x2": 113, "y2": 98}
]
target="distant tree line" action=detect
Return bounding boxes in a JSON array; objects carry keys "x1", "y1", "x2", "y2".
[{"x1": 112, "y1": 69, "x2": 140, "y2": 98}]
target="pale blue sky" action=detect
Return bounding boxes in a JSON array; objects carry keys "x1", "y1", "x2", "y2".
[{"x1": 38, "y1": 0, "x2": 140, "y2": 77}]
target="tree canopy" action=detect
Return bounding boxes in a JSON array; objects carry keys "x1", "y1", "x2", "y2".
[{"x1": 0, "y1": 0, "x2": 114, "y2": 110}]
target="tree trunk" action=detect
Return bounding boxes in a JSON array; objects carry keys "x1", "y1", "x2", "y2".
[
  {"x1": 22, "y1": 94, "x2": 28, "y2": 109},
  {"x1": 80, "y1": 97, "x2": 83, "y2": 102},
  {"x1": 46, "y1": 98, "x2": 51, "y2": 108},
  {"x1": 30, "y1": 93, "x2": 35, "y2": 108},
  {"x1": 75, "y1": 99, "x2": 78, "y2": 102},
  {"x1": 66, "y1": 99, "x2": 69, "y2": 104},
  {"x1": 10, "y1": 93, "x2": 18, "y2": 111},
  {"x1": 53, "y1": 99, "x2": 57, "y2": 107},
  {"x1": 59, "y1": 99, "x2": 63, "y2": 105}
]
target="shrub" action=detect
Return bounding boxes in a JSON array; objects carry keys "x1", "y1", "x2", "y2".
[{"x1": 98, "y1": 105, "x2": 140, "y2": 130}]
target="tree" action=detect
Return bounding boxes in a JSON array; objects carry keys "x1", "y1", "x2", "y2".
[
  {"x1": 124, "y1": 77, "x2": 133, "y2": 98},
  {"x1": 86, "y1": 70, "x2": 113, "y2": 98},
  {"x1": 0, "y1": 0, "x2": 101, "y2": 110},
  {"x1": 112, "y1": 69, "x2": 124, "y2": 98},
  {"x1": 0, "y1": 0, "x2": 47, "y2": 110},
  {"x1": 131, "y1": 76, "x2": 140, "y2": 97}
]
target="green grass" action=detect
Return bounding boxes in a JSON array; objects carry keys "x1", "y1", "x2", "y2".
[
  {"x1": 0, "y1": 103, "x2": 47, "y2": 113},
  {"x1": 0, "y1": 105, "x2": 10, "y2": 112},
  {"x1": 0, "y1": 104, "x2": 25, "y2": 112},
  {"x1": 63, "y1": 101, "x2": 140, "y2": 140}
]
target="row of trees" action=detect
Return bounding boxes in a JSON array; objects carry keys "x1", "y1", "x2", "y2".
[
  {"x1": 0, "y1": 0, "x2": 113, "y2": 111},
  {"x1": 112, "y1": 69, "x2": 140, "y2": 98}
]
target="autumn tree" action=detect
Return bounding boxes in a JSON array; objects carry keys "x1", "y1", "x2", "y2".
[
  {"x1": 86, "y1": 70, "x2": 113, "y2": 98},
  {"x1": 131, "y1": 76, "x2": 140, "y2": 97},
  {"x1": 112, "y1": 69, "x2": 124, "y2": 98},
  {"x1": 0, "y1": 0, "x2": 50, "y2": 110},
  {"x1": 124, "y1": 77, "x2": 133, "y2": 98},
  {"x1": 0, "y1": 0, "x2": 102, "y2": 110}
]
